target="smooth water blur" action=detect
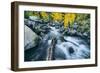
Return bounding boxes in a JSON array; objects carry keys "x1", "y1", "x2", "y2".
[
  {"x1": 25, "y1": 24, "x2": 90, "y2": 61},
  {"x1": 56, "y1": 36, "x2": 90, "y2": 60}
]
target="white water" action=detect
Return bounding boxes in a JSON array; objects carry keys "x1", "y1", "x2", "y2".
[
  {"x1": 25, "y1": 25, "x2": 90, "y2": 61},
  {"x1": 56, "y1": 37, "x2": 90, "y2": 59},
  {"x1": 48, "y1": 26, "x2": 90, "y2": 60}
]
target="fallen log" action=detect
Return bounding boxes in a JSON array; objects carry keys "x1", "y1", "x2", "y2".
[{"x1": 46, "y1": 37, "x2": 57, "y2": 60}]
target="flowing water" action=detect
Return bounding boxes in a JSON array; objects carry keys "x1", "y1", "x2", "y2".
[{"x1": 25, "y1": 24, "x2": 90, "y2": 61}]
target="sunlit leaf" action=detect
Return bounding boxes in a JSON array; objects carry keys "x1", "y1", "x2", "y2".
[
  {"x1": 40, "y1": 12, "x2": 49, "y2": 22},
  {"x1": 64, "y1": 13, "x2": 76, "y2": 28},
  {"x1": 51, "y1": 12, "x2": 63, "y2": 22}
]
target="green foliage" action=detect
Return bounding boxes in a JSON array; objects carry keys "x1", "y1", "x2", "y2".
[
  {"x1": 75, "y1": 14, "x2": 90, "y2": 33},
  {"x1": 24, "y1": 11, "x2": 33, "y2": 19},
  {"x1": 40, "y1": 12, "x2": 50, "y2": 22},
  {"x1": 24, "y1": 11, "x2": 90, "y2": 34}
]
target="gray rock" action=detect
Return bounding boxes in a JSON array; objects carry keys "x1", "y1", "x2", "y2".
[
  {"x1": 29, "y1": 16, "x2": 39, "y2": 21},
  {"x1": 24, "y1": 19, "x2": 35, "y2": 27},
  {"x1": 24, "y1": 25, "x2": 40, "y2": 50}
]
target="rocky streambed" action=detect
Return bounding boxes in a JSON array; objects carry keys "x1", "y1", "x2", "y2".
[{"x1": 24, "y1": 18, "x2": 90, "y2": 61}]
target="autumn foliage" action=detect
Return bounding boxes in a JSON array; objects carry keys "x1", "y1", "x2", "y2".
[{"x1": 24, "y1": 11, "x2": 89, "y2": 30}]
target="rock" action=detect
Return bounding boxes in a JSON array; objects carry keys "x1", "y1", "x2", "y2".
[
  {"x1": 29, "y1": 16, "x2": 39, "y2": 21},
  {"x1": 24, "y1": 25, "x2": 40, "y2": 50},
  {"x1": 73, "y1": 22, "x2": 78, "y2": 29},
  {"x1": 83, "y1": 32, "x2": 88, "y2": 37},
  {"x1": 24, "y1": 19, "x2": 35, "y2": 27}
]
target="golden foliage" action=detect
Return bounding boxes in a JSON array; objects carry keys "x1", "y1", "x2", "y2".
[
  {"x1": 25, "y1": 11, "x2": 77, "y2": 28},
  {"x1": 40, "y1": 12, "x2": 49, "y2": 21},
  {"x1": 64, "y1": 13, "x2": 76, "y2": 28},
  {"x1": 50, "y1": 12, "x2": 76, "y2": 28},
  {"x1": 51, "y1": 12, "x2": 63, "y2": 22}
]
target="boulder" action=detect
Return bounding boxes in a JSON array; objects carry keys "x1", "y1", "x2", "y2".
[
  {"x1": 29, "y1": 16, "x2": 39, "y2": 21},
  {"x1": 24, "y1": 25, "x2": 40, "y2": 50}
]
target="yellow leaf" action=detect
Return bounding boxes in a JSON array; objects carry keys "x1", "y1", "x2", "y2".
[
  {"x1": 40, "y1": 12, "x2": 49, "y2": 21},
  {"x1": 51, "y1": 12, "x2": 63, "y2": 22},
  {"x1": 64, "y1": 13, "x2": 76, "y2": 28}
]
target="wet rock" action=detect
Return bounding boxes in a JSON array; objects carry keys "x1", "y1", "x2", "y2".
[
  {"x1": 24, "y1": 19, "x2": 35, "y2": 28},
  {"x1": 24, "y1": 25, "x2": 40, "y2": 50},
  {"x1": 68, "y1": 47, "x2": 75, "y2": 54},
  {"x1": 29, "y1": 16, "x2": 39, "y2": 21}
]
